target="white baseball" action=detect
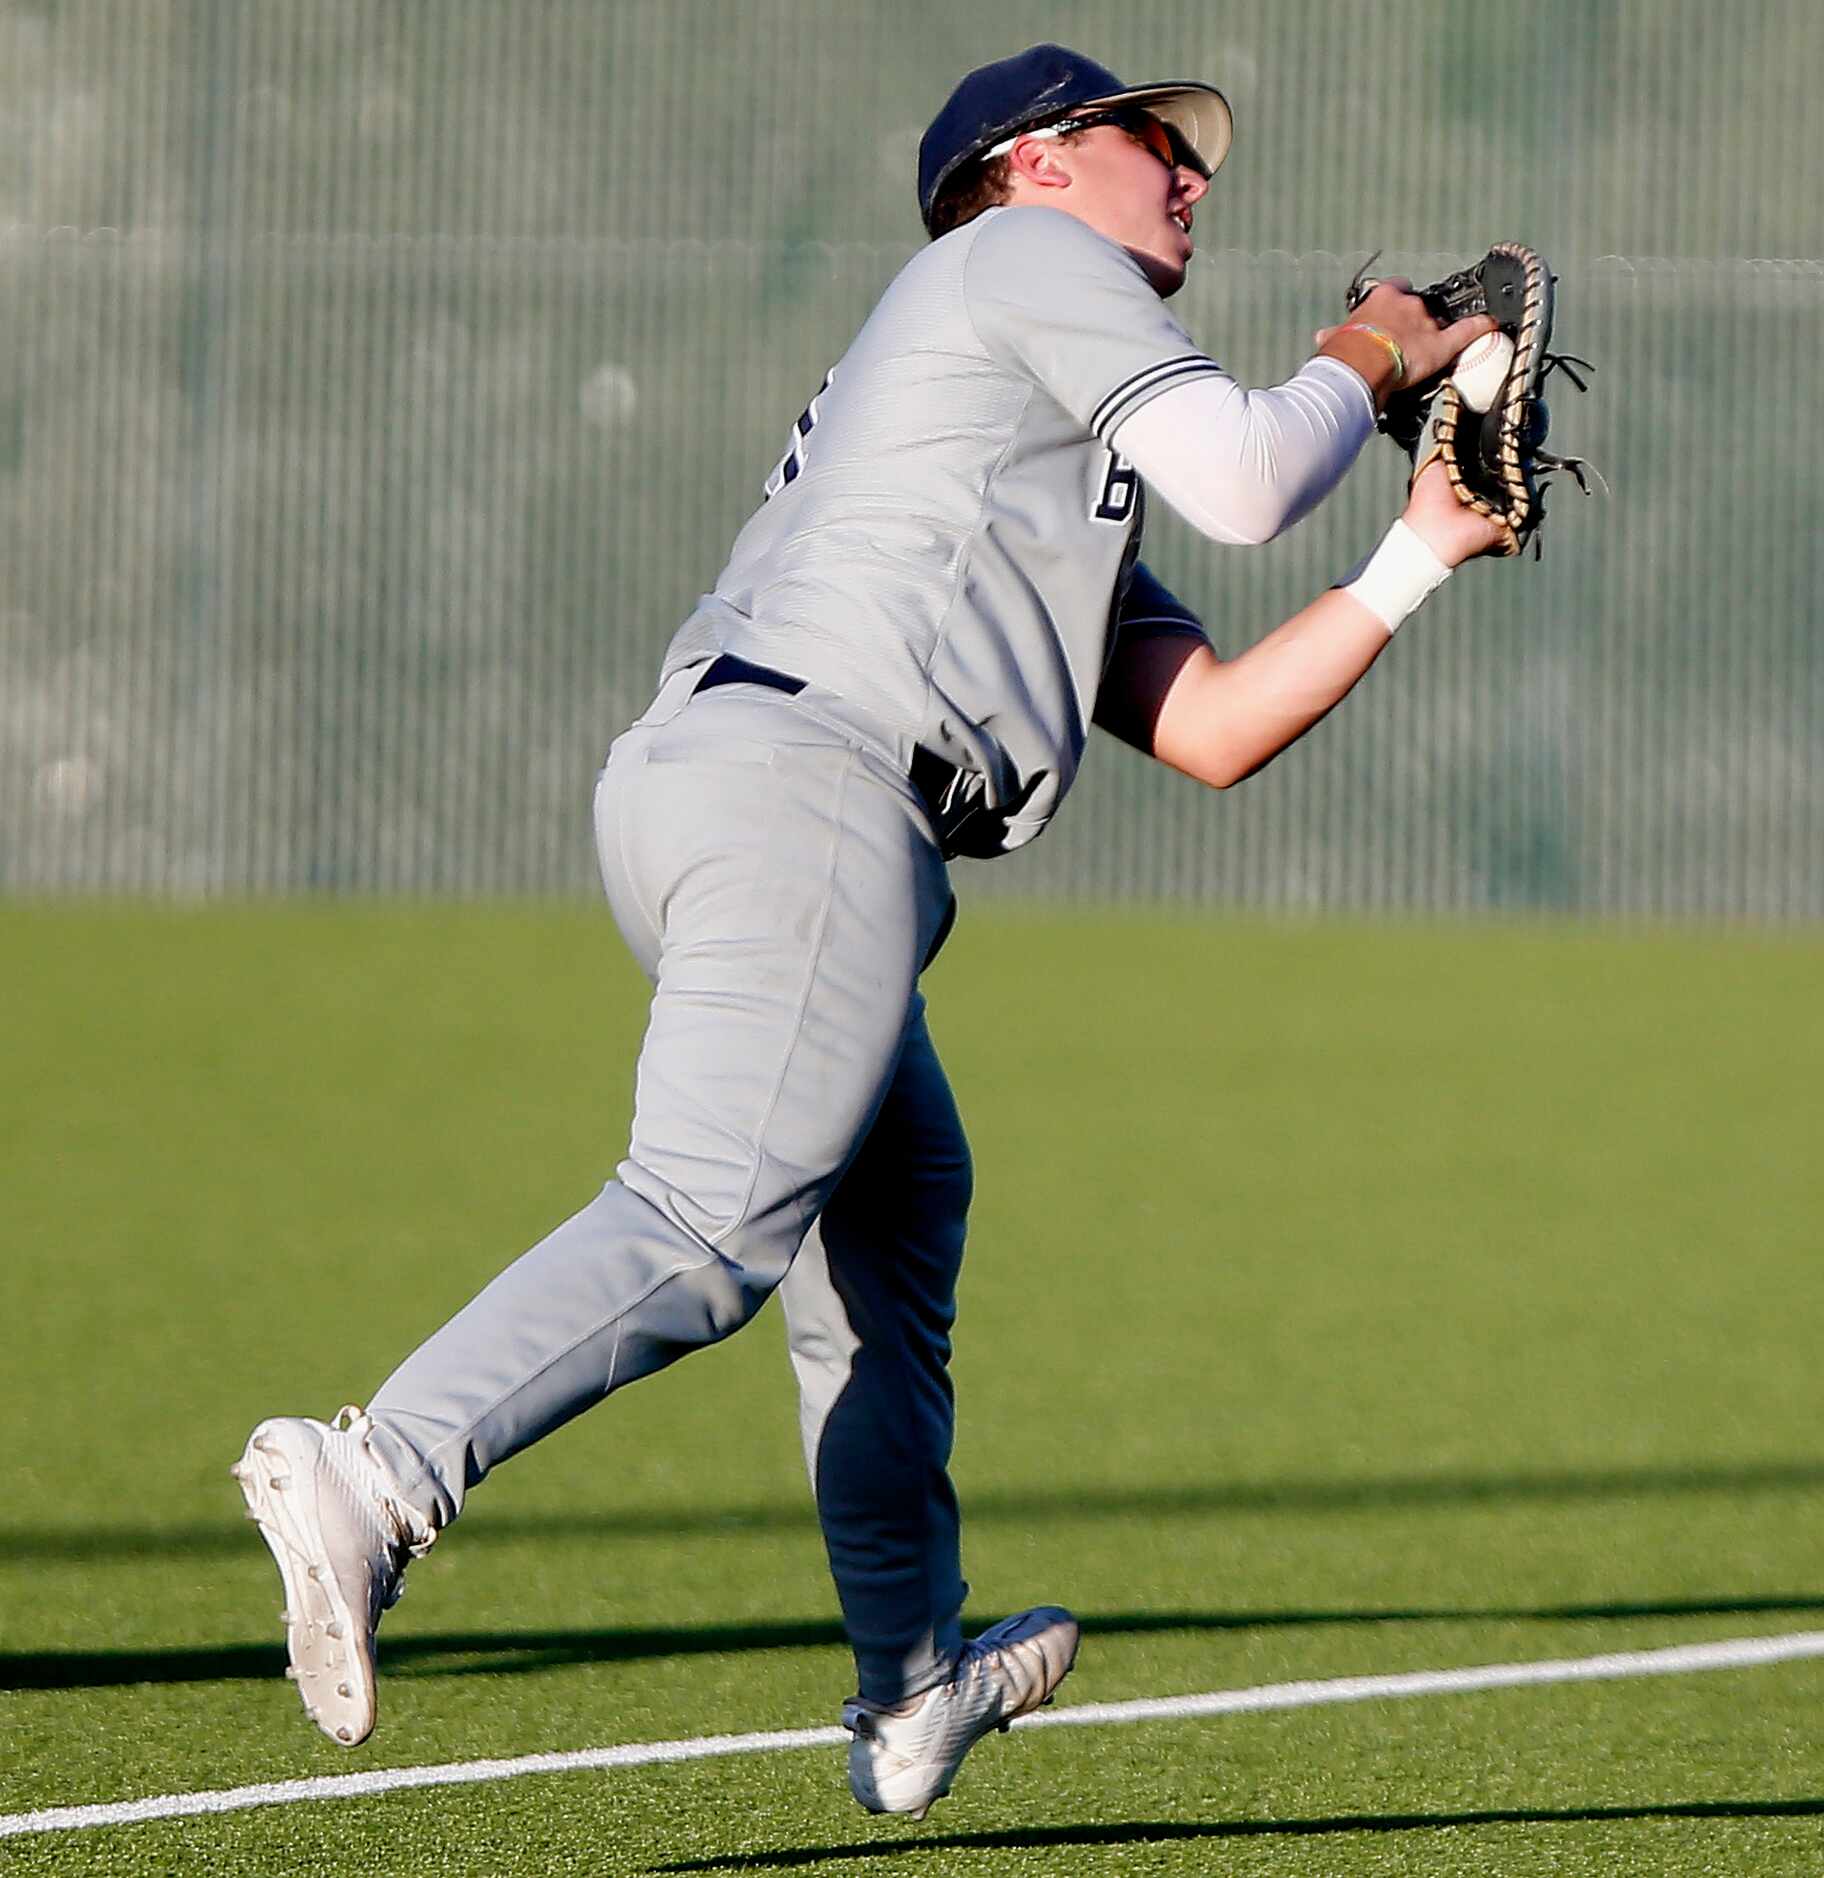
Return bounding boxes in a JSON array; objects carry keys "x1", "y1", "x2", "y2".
[{"x1": 1449, "y1": 331, "x2": 1514, "y2": 413}]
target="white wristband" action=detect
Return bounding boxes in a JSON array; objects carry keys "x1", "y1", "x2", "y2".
[{"x1": 1338, "y1": 519, "x2": 1452, "y2": 635}]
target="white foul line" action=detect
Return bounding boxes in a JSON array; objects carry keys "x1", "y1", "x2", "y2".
[
  {"x1": 1018, "y1": 1628, "x2": 1824, "y2": 1729},
  {"x1": 7, "y1": 1629, "x2": 1824, "y2": 1840}
]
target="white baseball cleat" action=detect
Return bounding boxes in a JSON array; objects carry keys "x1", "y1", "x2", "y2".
[
  {"x1": 842, "y1": 1606, "x2": 1080, "y2": 1820},
  {"x1": 230, "y1": 1406, "x2": 435, "y2": 1747}
]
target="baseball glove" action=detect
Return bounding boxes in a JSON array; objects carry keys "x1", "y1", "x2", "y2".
[{"x1": 1349, "y1": 243, "x2": 1595, "y2": 557}]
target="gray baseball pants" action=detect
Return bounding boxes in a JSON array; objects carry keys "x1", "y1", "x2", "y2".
[{"x1": 365, "y1": 674, "x2": 970, "y2": 1704}]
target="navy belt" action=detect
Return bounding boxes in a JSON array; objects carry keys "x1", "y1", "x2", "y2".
[{"x1": 693, "y1": 654, "x2": 961, "y2": 840}]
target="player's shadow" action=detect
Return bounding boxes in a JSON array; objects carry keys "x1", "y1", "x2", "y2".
[
  {"x1": 648, "y1": 1798, "x2": 1824, "y2": 1870},
  {"x1": 11, "y1": 1460, "x2": 1824, "y2": 1693},
  {"x1": 10, "y1": 1456, "x2": 1824, "y2": 1565},
  {"x1": 7, "y1": 1594, "x2": 1824, "y2": 1692}
]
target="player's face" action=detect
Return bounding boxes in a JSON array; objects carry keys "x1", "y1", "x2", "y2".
[{"x1": 1049, "y1": 117, "x2": 1210, "y2": 296}]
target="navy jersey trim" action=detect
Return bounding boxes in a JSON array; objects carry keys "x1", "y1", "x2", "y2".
[{"x1": 1091, "y1": 353, "x2": 1225, "y2": 441}]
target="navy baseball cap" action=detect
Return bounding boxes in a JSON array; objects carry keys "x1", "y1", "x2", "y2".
[{"x1": 917, "y1": 43, "x2": 1233, "y2": 235}]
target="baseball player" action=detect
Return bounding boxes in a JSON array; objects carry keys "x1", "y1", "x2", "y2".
[{"x1": 235, "y1": 44, "x2": 1499, "y2": 1820}]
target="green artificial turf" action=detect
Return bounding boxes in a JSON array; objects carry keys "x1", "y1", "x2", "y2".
[{"x1": 3, "y1": 903, "x2": 1823, "y2": 1875}]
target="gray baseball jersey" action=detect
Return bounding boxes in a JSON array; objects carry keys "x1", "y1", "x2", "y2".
[
  {"x1": 333, "y1": 195, "x2": 1366, "y2": 1737},
  {"x1": 661, "y1": 205, "x2": 1214, "y2": 855}
]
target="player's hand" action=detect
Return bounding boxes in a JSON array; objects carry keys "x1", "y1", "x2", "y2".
[
  {"x1": 1316, "y1": 279, "x2": 1496, "y2": 387},
  {"x1": 1401, "y1": 456, "x2": 1508, "y2": 567}
]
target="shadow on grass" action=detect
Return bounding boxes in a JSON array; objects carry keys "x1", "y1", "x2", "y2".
[
  {"x1": 7, "y1": 1596, "x2": 1824, "y2": 1693},
  {"x1": 649, "y1": 1798, "x2": 1824, "y2": 1870},
  {"x1": 9, "y1": 1458, "x2": 1824, "y2": 1566}
]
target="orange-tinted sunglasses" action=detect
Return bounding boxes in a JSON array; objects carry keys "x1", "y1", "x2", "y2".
[{"x1": 986, "y1": 107, "x2": 1208, "y2": 179}]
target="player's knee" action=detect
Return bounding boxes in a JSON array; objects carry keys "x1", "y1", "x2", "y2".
[{"x1": 670, "y1": 1242, "x2": 794, "y2": 1346}]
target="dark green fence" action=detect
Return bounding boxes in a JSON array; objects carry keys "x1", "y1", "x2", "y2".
[{"x1": 3, "y1": 0, "x2": 1819, "y2": 914}]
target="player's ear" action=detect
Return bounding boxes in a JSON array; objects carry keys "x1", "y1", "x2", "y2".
[{"x1": 1003, "y1": 133, "x2": 1073, "y2": 193}]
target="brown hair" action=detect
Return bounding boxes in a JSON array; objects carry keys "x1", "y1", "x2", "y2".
[{"x1": 926, "y1": 154, "x2": 1013, "y2": 238}]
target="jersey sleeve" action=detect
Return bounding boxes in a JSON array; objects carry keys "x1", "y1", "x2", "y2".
[{"x1": 962, "y1": 207, "x2": 1227, "y2": 441}]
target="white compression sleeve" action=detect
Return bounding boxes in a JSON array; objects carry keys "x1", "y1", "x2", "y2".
[{"x1": 1109, "y1": 357, "x2": 1377, "y2": 547}]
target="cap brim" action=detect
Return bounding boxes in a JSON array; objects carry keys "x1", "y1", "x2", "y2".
[{"x1": 1089, "y1": 81, "x2": 1233, "y2": 178}]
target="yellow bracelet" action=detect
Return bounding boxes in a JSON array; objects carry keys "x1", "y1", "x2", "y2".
[{"x1": 1336, "y1": 320, "x2": 1407, "y2": 387}]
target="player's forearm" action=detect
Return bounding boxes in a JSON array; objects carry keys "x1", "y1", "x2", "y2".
[
  {"x1": 1111, "y1": 359, "x2": 1375, "y2": 546},
  {"x1": 1149, "y1": 587, "x2": 1395, "y2": 788},
  {"x1": 1149, "y1": 486, "x2": 1478, "y2": 787},
  {"x1": 1315, "y1": 325, "x2": 1406, "y2": 409}
]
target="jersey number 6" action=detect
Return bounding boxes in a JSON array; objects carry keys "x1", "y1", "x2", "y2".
[{"x1": 1094, "y1": 450, "x2": 1139, "y2": 523}]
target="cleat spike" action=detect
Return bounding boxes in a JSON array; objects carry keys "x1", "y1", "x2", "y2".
[
  {"x1": 337, "y1": 1682, "x2": 352, "y2": 1699},
  {"x1": 284, "y1": 1666, "x2": 298, "y2": 1682},
  {"x1": 336, "y1": 1726, "x2": 353, "y2": 1743},
  {"x1": 325, "y1": 1623, "x2": 345, "y2": 1641}
]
